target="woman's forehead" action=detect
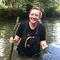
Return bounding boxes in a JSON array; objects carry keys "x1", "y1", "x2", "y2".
[{"x1": 30, "y1": 9, "x2": 40, "y2": 13}]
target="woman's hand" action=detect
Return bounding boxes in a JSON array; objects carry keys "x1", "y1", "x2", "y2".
[
  {"x1": 40, "y1": 41, "x2": 48, "y2": 49},
  {"x1": 10, "y1": 37, "x2": 16, "y2": 44},
  {"x1": 10, "y1": 35, "x2": 20, "y2": 44}
]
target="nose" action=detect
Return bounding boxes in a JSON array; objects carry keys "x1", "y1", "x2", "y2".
[{"x1": 33, "y1": 14, "x2": 36, "y2": 18}]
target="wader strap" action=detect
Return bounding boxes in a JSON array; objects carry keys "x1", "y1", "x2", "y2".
[
  {"x1": 23, "y1": 21, "x2": 40, "y2": 35},
  {"x1": 23, "y1": 21, "x2": 29, "y2": 35},
  {"x1": 35, "y1": 22, "x2": 40, "y2": 35}
]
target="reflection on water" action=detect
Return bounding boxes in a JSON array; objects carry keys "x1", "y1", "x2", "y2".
[
  {"x1": 0, "y1": 19, "x2": 60, "y2": 60},
  {"x1": 44, "y1": 20, "x2": 60, "y2": 44},
  {"x1": 0, "y1": 38, "x2": 5, "y2": 57},
  {"x1": 42, "y1": 43, "x2": 60, "y2": 60},
  {"x1": 42, "y1": 20, "x2": 60, "y2": 60},
  {"x1": 52, "y1": 23, "x2": 60, "y2": 43},
  {"x1": 0, "y1": 27, "x2": 6, "y2": 57}
]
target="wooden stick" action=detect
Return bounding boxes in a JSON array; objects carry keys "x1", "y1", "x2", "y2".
[{"x1": 7, "y1": 17, "x2": 19, "y2": 60}]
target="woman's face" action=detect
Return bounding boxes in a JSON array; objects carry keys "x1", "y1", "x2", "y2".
[{"x1": 29, "y1": 9, "x2": 40, "y2": 24}]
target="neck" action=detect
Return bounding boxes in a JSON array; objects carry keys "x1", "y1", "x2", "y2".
[{"x1": 29, "y1": 22, "x2": 38, "y2": 30}]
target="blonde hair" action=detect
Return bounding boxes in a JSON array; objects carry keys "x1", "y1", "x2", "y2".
[{"x1": 29, "y1": 6, "x2": 42, "y2": 18}]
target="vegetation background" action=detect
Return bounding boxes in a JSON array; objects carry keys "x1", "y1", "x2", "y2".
[{"x1": 0, "y1": 0, "x2": 60, "y2": 20}]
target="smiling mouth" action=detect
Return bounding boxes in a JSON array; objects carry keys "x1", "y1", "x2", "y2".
[{"x1": 31, "y1": 18, "x2": 37, "y2": 21}]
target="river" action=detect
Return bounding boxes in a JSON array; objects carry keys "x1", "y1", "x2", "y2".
[{"x1": 0, "y1": 18, "x2": 60, "y2": 60}]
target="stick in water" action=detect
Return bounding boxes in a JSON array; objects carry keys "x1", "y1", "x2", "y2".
[{"x1": 7, "y1": 17, "x2": 19, "y2": 60}]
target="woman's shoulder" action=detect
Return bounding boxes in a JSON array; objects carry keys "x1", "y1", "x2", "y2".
[
  {"x1": 21, "y1": 21, "x2": 28, "y2": 25},
  {"x1": 39, "y1": 23, "x2": 45, "y2": 27},
  {"x1": 19, "y1": 21, "x2": 29, "y2": 29},
  {"x1": 38, "y1": 23, "x2": 45, "y2": 31}
]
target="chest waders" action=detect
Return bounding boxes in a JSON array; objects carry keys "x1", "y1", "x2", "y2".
[{"x1": 17, "y1": 21, "x2": 41, "y2": 57}]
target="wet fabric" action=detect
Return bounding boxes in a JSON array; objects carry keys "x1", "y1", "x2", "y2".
[{"x1": 16, "y1": 21, "x2": 46, "y2": 57}]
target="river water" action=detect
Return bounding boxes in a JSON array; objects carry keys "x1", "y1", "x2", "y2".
[{"x1": 0, "y1": 18, "x2": 60, "y2": 60}]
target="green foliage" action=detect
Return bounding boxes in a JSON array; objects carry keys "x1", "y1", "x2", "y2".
[
  {"x1": 46, "y1": 6, "x2": 58, "y2": 17},
  {"x1": 0, "y1": 0, "x2": 60, "y2": 20},
  {"x1": 55, "y1": 6, "x2": 60, "y2": 16},
  {"x1": 56, "y1": 6, "x2": 60, "y2": 12},
  {"x1": 0, "y1": 3, "x2": 8, "y2": 9}
]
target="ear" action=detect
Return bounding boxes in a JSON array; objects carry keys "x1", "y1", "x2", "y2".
[{"x1": 40, "y1": 12, "x2": 42, "y2": 19}]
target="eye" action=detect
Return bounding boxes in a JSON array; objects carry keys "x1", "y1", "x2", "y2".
[
  {"x1": 35, "y1": 14, "x2": 38, "y2": 17},
  {"x1": 31, "y1": 14, "x2": 34, "y2": 16}
]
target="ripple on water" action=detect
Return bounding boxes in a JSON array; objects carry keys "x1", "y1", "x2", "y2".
[
  {"x1": 42, "y1": 43, "x2": 60, "y2": 60},
  {"x1": 0, "y1": 38, "x2": 6, "y2": 57}
]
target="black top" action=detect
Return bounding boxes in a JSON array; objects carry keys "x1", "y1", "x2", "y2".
[
  {"x1": 16, "y1": 21, "x2": 46, "y2": 41},
  {"x1": 16, "y1": 21, "x2": 46, "y2": 57}
]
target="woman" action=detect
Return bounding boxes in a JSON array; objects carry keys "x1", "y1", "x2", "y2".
[{"x1": 10, "y1": 6, "x2": 48, "y2": 57}]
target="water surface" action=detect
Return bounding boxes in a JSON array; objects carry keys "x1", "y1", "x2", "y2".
[{"x1": 0, "y1": 19, "x2": 60, "y2": 60}]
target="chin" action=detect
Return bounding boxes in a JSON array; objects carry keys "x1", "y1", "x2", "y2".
[
  {"x1": 31, "y1": 21, "x2": 36, "y2": 24},
  {"x1": 31, "y1": 20, "x2": 36, "y2": 23}
]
